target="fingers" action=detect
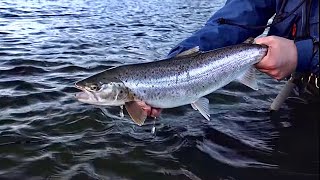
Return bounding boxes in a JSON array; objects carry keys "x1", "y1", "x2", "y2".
[
  {"x1": 256, "y1": 68, "x2": 282, "y2": 80},
  {"x1": 256, "y1": 68, "x2": 269, "y2": 74},
  {"x1": 136, "y1": 101, "x2": 150, "y2": 111},
  {"x1": 255, "y1": 36, "x2": 275, "y2": 70},
  {"x1": 255, "y1": 54, "x2": 270, "y2": 69},
  {"x1": 136, "y1": 100, "x2": 162, "y2": 118},
  {"x1": 255, "y1": 49, "x2": 273, "y2": 70},
  {"x1": 151, "y1": 108, "x2": 162, "y2": 118},
  {"x1": 136, "y1": 100, "x2": 152, "y2": 115},
  {"x1": 255, "y1": 36, "x2": 277, "y2": 46}
]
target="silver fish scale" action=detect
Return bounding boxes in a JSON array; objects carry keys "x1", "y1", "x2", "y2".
[{"x1": 111, "y1": 44, "x2": 267, "y2": 108}]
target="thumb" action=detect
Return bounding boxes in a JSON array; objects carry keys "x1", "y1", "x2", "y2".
[{"x1": 255, "y1": 36, "x2": 274, "y2": 46}]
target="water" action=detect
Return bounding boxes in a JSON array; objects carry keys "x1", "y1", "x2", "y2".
[{"x1": 0, "y1": 0, "x2": 318, "y2": 179}]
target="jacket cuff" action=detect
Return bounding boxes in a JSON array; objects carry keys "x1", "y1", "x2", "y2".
[{"x1": 295, "y1": 39, "x2": 313, "y2": 72}]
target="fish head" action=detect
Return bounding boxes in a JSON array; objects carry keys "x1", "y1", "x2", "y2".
[{"x1": 75, "y1": 72, "x2": 131, "y2": 106}]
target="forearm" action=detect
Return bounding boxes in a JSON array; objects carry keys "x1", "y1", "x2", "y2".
[{"x1": 168, "y1": 0, "x2": 276, "y2": 57}]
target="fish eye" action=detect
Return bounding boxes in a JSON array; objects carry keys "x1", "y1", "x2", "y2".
[{"x1": 89, "y1": 84, "x2": 99, "y2": 91}]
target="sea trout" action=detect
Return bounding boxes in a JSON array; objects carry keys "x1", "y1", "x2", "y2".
[{"x1": 75, "y1": 41, "x2": 268, "y2": 125}]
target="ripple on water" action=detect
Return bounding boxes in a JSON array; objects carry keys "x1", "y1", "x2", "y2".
[
  {"x1": 0, "y1": 91, "x2": 65, "y2": 109},
  {"x1": 3, "y1": 58, "x2": 68, "y2": 66},
  {"x1": 0, "y1": 66, "x2": 48, "y2": 76},
  {"x1": 196, "y1": 139, "x2": 277, "y2": 168},
  {"x1": 0, "y1": 80, "x2": 50, "y2": 90}
]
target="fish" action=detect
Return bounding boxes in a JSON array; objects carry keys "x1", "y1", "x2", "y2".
[{"x1": 75, "y1": 40, "x2": 268, "y2": 126}]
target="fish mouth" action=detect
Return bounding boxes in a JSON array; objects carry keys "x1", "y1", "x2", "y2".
[
  {"x1": 74, "y1": 83, "x2": 90, "y2": 100},
  {"x1": 75, "y1": 91, "x2": 90, "y2": 100},
  {"x1": 74, "y1": 83, "x2": 85, "y2": 90},
  {"x1": 74, "y1": 83, "x2": 100, "y2": 102}
]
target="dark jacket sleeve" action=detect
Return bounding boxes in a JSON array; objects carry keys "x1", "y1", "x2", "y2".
[
  {"x1": 295, "y1": 39, "x2": 316, "y2": 72},
  {"x1": 167, "y1": 0, "x2": 276, "y2": 57},
  {"x1": 295, "y1": 36, "x2": 319, "y2": 74}
]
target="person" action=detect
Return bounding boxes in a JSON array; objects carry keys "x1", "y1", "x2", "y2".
[{"x1": 139, "y1": 0, "x2": 319, "y2": 117}]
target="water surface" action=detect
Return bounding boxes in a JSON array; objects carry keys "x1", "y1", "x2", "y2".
[{"x1": 0, "y1": 0, "x2": 318, "y2": 179}]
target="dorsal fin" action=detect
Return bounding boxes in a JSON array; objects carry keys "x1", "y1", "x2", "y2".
[{"x1": 175, "y1": 46, "x2": 200, "y2": 57}]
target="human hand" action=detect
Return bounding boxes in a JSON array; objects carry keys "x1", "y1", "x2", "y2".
[
  {"x1": 136, "y1": 101, "x2": 162, "y2": 118},
  {"x1": 255, "y1": 36, "x2": 297, "y2": 80}
]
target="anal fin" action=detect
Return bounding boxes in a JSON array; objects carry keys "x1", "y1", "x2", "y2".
[
  {"x1": 191, "y1": 103, "x2": 198, "y2": 110},
  {"x1": 191, "y1": 97, "x2": 210, "y2": 121},
  {"x1": 125, "y1": 101, "x2": 147, "y2": 126},
  {"x1": 237, "y1": 67, "x2": 258, "y2": 90}
]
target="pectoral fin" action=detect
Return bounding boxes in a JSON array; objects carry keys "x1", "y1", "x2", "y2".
[
  {"x1": 191, "y1": 97, "x2": 210, "y2": 121},
  {"x1": 237, "y1": 67, "x2": 258, "y2": 90},
  {"x1": 125, "y1": 101, "x2": 147, "y2": 126}
]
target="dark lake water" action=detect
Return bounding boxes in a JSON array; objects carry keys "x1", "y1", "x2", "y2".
[{"x1": 0, "y1": 0, "x2": 318, "y2": 179}]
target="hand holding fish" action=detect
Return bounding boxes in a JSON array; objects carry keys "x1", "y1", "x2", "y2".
[
  {"x1": 136, "y1": 101, "x2": 162, "y2": 118},
  {"x1": 255, "y1": 36, "x2": 298, "y2": 80}
]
